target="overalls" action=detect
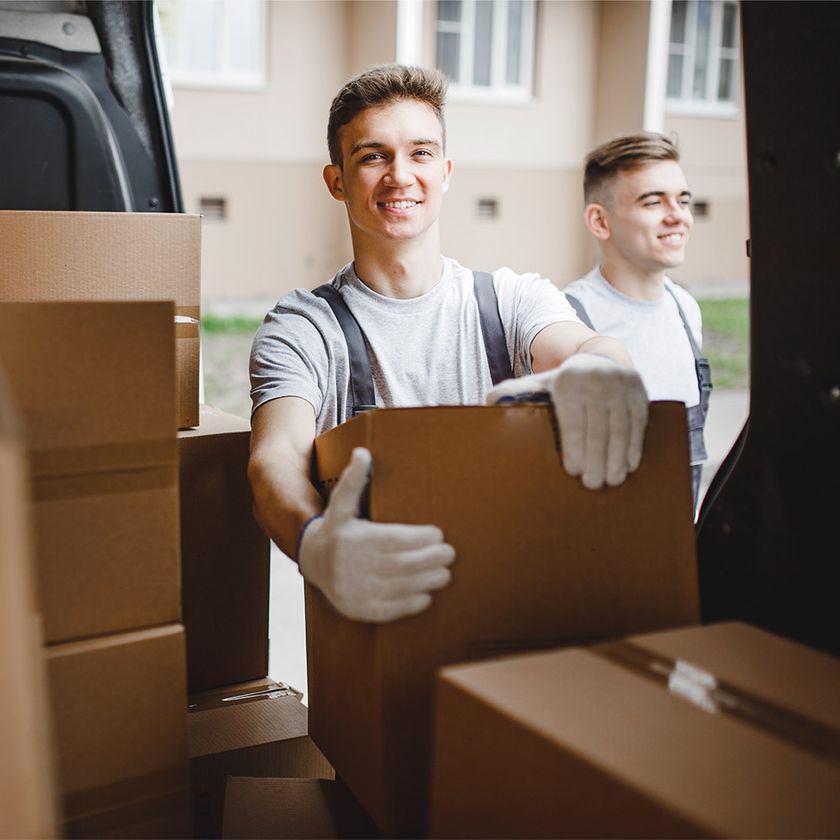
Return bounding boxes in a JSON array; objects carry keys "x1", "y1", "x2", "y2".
[{"x1": 564, "y1": 288, "x2": 713, "y2": 510}]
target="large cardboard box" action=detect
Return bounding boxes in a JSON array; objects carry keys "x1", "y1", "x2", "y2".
[
  {"x1": 45, "y1": 624, "x2": 191, "y2": 838},
  {"x1": 0, "y1": 301, "x2": 181, "y2": 643},
  {"x1": 0, "y1": 209, "x2": 201, "y2": 428},
  {"x1": 0, "y1": 367, "x2": 59, "y2": 839},
  {"x1": 189, "y1": 679, "x2": 334, "y2": 839},
  {"x1": 429, "y1": 622, "x2": 840, "y2": 839},
  {"x1": 222, "y1": 777, "x2": 381, "y2": 839},
  {"x1": 179, "y1": 405, "x2": 270, "y2": 692},
  {"x1": 306, "y1": 402, "x2": 700, "y2": 836}
]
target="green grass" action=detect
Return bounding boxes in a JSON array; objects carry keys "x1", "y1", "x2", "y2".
[
  {"x1": 698, "y1": 297, "x2": 750, "y2": 390},
  {"x1": 202, "y1": 313, "x2": 263, "y2": 335}
]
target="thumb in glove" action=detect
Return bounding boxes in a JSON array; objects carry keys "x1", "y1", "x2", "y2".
[{"x1": 298, "y1": 447, "x2": 456, "y2": 623}]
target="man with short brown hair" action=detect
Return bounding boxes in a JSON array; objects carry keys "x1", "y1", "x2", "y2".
[
  {"x1": 564, "y1": 131, "x2": 712, "y2": 510},
  {"x1": 248, "y1": 66, "x2": 651, "y2": 624}
]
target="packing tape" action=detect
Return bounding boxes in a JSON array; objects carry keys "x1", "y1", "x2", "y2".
[
  {"x1": 188, "y1": 681, "x2": 301, "y2": 713},
  {"x1": 63, "y1": 766, "x2": 190, "y2": 835},
  {"x1": 592, "y1": 640, "x2": 840, "y2": 765},
  {"x1": 29, "y1": 438, "x2": 177, "y2": 479},
  {"x1": 175, "y1": 304, "x2": 201, "y2": 321}
]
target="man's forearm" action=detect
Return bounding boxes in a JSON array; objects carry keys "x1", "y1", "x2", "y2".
[
  {"x1": 248, "y1": 447, "x2": 324, "y2": 560},
  {"x1": 576, "y1": 334, "x2": 635, "y2": 369}
]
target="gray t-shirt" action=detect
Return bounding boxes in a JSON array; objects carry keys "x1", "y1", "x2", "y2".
[
  {"x1": 250, "y1": 256, "x2": 580, "y2": 435},
  {"x1": 563, "y1": 266, "x2": 702, "y2": 406}
]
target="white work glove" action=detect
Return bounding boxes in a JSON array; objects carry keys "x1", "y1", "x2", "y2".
[
  {"x1": 298, "y1": 447, "x2": 456, "y2": 623},
  {"x1": 485, "y1": 354, "x2": 649, "y2": 490}
]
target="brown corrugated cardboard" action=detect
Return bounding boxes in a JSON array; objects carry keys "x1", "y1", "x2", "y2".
[
  {"x1": 0, "y1": 209, "x2": 201, "y2": 428},
  {"x1": 306, "y1": 402, "x2": 700, "y2": 837},
  {"x1": 189, "y1": 679, "x2": 334, "y2": 839},
  {"x1": 429, "y1": 622, "x2": 840, "y2": 839},
  {"x1": 222, "y1": 777, "x2": 381, "y2": 839},
  {"x1": 0, "y1": 367, "x2": 59, "y2": 839},
  {"x1": 44, "y1": 624, "x2": 191, "y2": 837},
  {"x1": 179, "y1": 404, "x2": 270, "y2": 692},
  {"x1": 0, "y1": 301, "x2": 180, "y2": 643}
]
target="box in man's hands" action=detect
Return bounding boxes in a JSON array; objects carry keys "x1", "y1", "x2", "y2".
[{"x1": 306, "y1": 401, "x2": 700, "y2": 837}]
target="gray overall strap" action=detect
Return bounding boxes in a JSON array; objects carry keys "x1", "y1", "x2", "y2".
[
  {"x1": 564, "y1": 293, "x2": 596, "y2": 330},
  {"x1": 472, "y1": 271, "x2": 513, "y2": 385},
  {"x1": 312, "y1": 283, "x2": 377, "y2": 414}
]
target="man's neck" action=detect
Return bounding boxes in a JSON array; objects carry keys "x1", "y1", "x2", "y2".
[
  {"x1": 351, "y1": 231, "x2": 444, "y2": 299},
  {"x1": 599, "y1": 256, "x2": 667, "y2": 302}
]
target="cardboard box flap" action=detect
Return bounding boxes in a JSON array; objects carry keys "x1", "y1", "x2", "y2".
[{"x1": 0, "y1": 301, "x2": 177, "y2": 458}]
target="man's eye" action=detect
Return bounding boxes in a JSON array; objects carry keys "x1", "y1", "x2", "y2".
[
  {"x1": 413, "y1": 149, "x2": 433, "y2": 157},
  {"x1": 361, "y1": 153, "x2": 384, "y2": 162},
  {"x1": 644, "y1": 200, "x2": 661, "y2": 207}
]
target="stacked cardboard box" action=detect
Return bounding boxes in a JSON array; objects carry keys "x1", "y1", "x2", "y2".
[
  {"x1": 307, "y1": 402, "x2": 701, "y2": 837},
  {"x1": 0, "y1": 301, "x2": 191, "y2": 837},
  {"x1": 0, "y1": 210, "x2": 201, "y2": 428},
  {"x1": 178, "y1": 404, "x2": 270, "y2": 693},
  {"x1": 0, "y1": 366, "x2": 59, "y2": 838},
  {"x1": 429, "y1": 621, "x2": 840, "y2": 839}
]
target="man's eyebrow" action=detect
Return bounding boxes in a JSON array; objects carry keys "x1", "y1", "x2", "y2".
[
  {"x1": 350, "y1": 140, "x2": 386, "y2": 157},
  {"x1": 636, "y1": 189, "x2": 693, "y2": 201}
]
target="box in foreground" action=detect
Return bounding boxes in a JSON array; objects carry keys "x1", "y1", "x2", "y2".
[
  {"x1": 429, "y1": 621, "x2": 840, "y2": 839},
  {"x1": 307, "y1": 402, "x2": 700, "y2": 836}
]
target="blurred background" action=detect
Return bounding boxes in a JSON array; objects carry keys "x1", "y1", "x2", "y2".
[{"x1": 155, "y1": 0, "x2": 750, "y2": 699}]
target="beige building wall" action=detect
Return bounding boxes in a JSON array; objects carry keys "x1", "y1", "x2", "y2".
[
  {"x1": 168, "y1": 0, "x2": 748, "y2": 303},
  {"x1": 665, "y1": 113, "x2": 749, "y2": 288}
]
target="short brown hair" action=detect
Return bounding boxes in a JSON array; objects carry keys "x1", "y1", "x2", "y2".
[
  {"x1": 584, "y1": 132, "x2": 680, "y2": 206},
  {"x1": 327, "y1": 64, "x2": 448, "y2": 167}
]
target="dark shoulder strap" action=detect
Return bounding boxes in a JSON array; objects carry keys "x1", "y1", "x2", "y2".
[
  {"x1": 664, "y1": 285, "x2": 703, "y2": 360},
  {"x1": 563, "y1": 292, "x2": 596, "y2": 330},
  {"x1": 472, "y1": 271, "x2": 513, "y2": 385},
  {"x1": 312, "y1": 284, "x2": 376, "y2": 412}
]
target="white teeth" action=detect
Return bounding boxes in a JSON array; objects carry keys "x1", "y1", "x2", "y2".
[
  {"x1": 660, "y1": 233, "x2": 682, "y2": 242},
  {"x1": 382, "y1": 200, "x2": 417, "y2": 209}
]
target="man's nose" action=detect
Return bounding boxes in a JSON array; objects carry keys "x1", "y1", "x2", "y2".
[
  {"x1": 664, "y1": 200, "x2": 691, "y2": 223},
  {"x1": 384, "y1": 156, "x2": 414, "y2": 186}
]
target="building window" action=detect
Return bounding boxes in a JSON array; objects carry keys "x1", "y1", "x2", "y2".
[
  {"x1": 435, "y1": 0, "x2": 535, "y2": 102},
  {"x1": 156, "y1": 0, "x2": 267, "y2": 91},
  {"x1": 666, "y1": 0, "x2": 739, "y2": 115}
]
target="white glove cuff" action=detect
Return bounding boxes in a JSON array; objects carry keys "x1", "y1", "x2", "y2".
[{"x1": 295, "y1": 514, "x2": 322, "y2": 566}]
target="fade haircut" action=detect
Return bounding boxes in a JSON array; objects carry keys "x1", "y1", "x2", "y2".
[
  {"x1": 584, "y1": 132, "x2": 680, "y2": 206},
  {"x1": 327, "y1": 64, "x2": 448, "y2": 167}
]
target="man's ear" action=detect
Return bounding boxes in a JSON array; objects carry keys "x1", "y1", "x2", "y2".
[
  {"x1": 584, "y1": 203, "x2": 610, "y2": 241},
  {"x1": 323, "y1": 164, "x2": 345, "y2": 201},
  {"x1": 441, "y1": 158, "x2": 453, "y2": 194}
]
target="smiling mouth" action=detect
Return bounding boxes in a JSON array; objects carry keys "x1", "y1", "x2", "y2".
[
  {"x1": 379, "y1": 200, "x2": 420, "y2": 209},
  {"x1": 658, "y1": 233, "x2": 684, "y2": 243}
]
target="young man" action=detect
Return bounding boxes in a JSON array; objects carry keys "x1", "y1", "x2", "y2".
[
  {"x1": 248, "y1": 65, "x2": 649, "y2": 625},
  {"x1": 562, "y1": 132, "x2": 712, "y2": 510}
]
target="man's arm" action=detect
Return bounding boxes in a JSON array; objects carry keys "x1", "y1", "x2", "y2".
[
  {"x1": 248, "y1": 396, "x2": 456, "y2": 623},
  {"x1": 529, "y1": 320, "x2": 634, "y2": 372},
  {"x1": 248, "y1": 396, "x2": 323, "y2": 559}
]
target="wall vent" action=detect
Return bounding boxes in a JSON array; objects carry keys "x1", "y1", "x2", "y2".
[
  {"x1": 692, "y1": 199, "x2": 709, "y2": 218},
  {"x1": 200, "y1": 196, "x2": 227, "y2": 221},
  {"x1": 476, "y1": 197, "x2": 498, "y2": 219}
]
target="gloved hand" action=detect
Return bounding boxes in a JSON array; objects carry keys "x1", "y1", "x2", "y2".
[
  {"x1": 298, "y1": 447, "x2": 456, "y2": 623},
  {"x1": 485, "y1": 353, "x2": 649, "y2": 490}
]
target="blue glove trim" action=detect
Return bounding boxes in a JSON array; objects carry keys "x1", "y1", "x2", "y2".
[{"x1": 294, "y1": 514, "x2": 322, "y2": 567}]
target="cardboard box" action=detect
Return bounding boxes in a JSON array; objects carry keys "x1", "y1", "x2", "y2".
[
  {"x1": 222, "y1": 777, "x2": 381, "y2": 839},
  {"x1": 179, "y1": 404, "x2": 270, "y2": 692},
  {"x1": 44, "y1": 624, "x2": 191, "y2": 838},
  {"x1": 189, "y1": 679, "x2": 334, "y2": 839},
  {"x1": 429, "y1": 622, "x2": 840, "y2": 839},
  {"x1": 0, "y1": 209, "x2": 201, "y2": 428},
  {"x1": 0, "y1": 301, "x2": 181, "y2": 643},
  {"x1": 0, "y1": 367, "x2": 59, "y2": 839},
  {"x1": 306, "y1": 402, "x2": 700, "y2": 836}
]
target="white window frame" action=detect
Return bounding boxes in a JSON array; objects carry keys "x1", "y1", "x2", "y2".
[
  {"x1": 666, "y1": 0, "x2": 740, "y2": 118},
  {"x1": 156, "y1": 0, "x2": 268, "y2": 92},
  {"x1": 435, "y1": 0, "x2": 536, "y2": 104}
]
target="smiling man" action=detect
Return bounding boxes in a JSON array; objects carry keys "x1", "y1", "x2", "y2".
[
  {"x1": 563, "y1": 133, "x2": 712, "y2": 511},
  {"x1": 248, "y1": 65, "x2": 650, "y2": 624}
]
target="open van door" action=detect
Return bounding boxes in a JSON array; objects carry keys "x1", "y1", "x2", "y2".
[{"x1": 0, "y1": 0, "x2": 182, "y2": 212}]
